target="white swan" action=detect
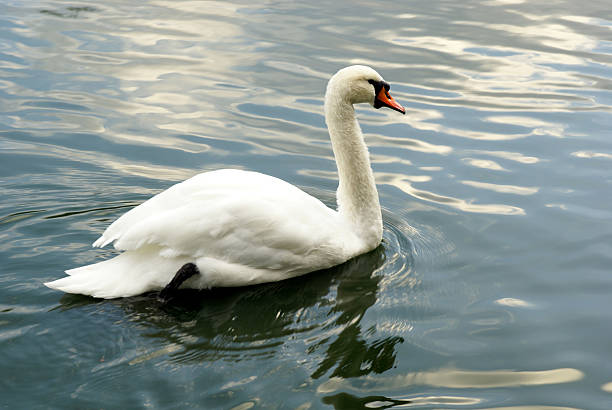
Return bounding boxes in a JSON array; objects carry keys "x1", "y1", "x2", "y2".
[{"x1": 45, "y1": 65, "x2": 405, "y2": 299}]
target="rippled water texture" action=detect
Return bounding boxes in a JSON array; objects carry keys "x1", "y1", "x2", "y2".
[{"x1": 1, "y1": 0, "x2": 611, "y2": 408}]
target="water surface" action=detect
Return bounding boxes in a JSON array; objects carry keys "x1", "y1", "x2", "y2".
[{"x1": 1, "y1": 0, "x2": 611, "y2": 408}]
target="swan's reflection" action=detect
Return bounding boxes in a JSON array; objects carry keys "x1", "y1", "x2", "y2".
[{"x1": 58, "y1": 244, "x2": 404, "y2": 379}]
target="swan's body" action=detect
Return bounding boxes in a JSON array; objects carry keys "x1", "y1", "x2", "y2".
[{"x1": 45, "y1": 65, "x2": 405, "y2": 299}]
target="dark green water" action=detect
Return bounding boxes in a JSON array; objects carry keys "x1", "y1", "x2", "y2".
[{"x1": 1, "y1": 0, "x2": 611, "y2": 408}]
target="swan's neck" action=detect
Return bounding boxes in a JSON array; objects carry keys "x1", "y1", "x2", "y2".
[{"x1": 325, "y1": 91, "x2": 382, "y2": 248}]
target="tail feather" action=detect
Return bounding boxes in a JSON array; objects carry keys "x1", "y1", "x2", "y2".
[
  {"x1": 45, "y1": 271, "x2": 121, "y2": 299},
  {"x1": 92, "y1": 235, "x2": 115, "y2": 248},
  {"x1": 45, "y1": 249, "x2": 189, "y2": 299}
]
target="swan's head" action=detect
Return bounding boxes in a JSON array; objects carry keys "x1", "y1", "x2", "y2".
[{"x1": 326, "y1": 65, "x2": 405, "y2": 114}]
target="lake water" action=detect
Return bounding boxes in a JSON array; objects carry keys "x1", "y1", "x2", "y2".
[{"x1": 1, "y1": 0, "x2": 611, "y2": 408}]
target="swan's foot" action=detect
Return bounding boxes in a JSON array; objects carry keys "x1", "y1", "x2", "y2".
[{"x1": 158, "y1": 263, "x2": 199, "y2": 302}]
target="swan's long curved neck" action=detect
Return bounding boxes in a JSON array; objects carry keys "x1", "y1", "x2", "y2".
[{"x1": 325, "y1": 90, "x2": 383, "y2": 247}]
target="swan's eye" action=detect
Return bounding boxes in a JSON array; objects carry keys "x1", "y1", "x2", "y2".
[
  {"x1": 368, "y1": 79, "x2": 383, "y2": 94},
  {"x1": 369, "y1": 79, "x2": 391, "y2": 94}
]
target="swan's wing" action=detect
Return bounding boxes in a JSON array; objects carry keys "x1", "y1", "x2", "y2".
[{"x1": 93, "y1": 169, "x2": 349, "y2": 269}]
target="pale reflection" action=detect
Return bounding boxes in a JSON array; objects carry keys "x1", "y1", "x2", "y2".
[
  {"x1": 602, "y1": 381, "x2": 612, "y2": 392},
  {"x1": 380, "y1": 35, "x2": 476, "y2": 56},
  {"x1": 103, "y1": 163, "x2": 194, "y2": 181},
  {"x1": 318, "y1": 367, "x2": 584, "y2": 393},
  {"x1": 495, "y1": 297, "x2": 533, "y2": 308},
  {"x1": 370, "y1": 153, "x2": 413, "y2": 167},
  {"x1": 150, "y1": 0, "x2": 239, "y2": 16},
  {"x1": 371, "y1": 135, "x2": 452, "y2": 155},
  {"x1": 463, "y1": 158, "x2": 507, "y2": 171},
  {"x1": 461, "y1": 181, "x2": 539, "y2": 196},
  {"x1": 321, "y1": 57, "x2": 414, "y2": 70},
  {"x1": 5, "y1": 139, "x2": 195, "y2": 182},
  {"x1": 562, "y1": 15, "x2": 612, "y2": 27},
  {"x1": 572, "y1": 151, "x2": 612, "y2": 160},
  {"x1": 465, "y1": 150, "x2": 539, "y2": 164},
  {"x1": 495, "y1": 18, "x2": 598, "y2": 52},
  {"x1": 448, "y1": 127, "x2": 531, "y2": 141},
  {"x1": 263, "y1": 61, "x2": 329, "y2": 80},
  {"x1": 110, "y1": 131, "x2": 211, "y2": 154},
  {"x1": 378, "y1": 172, "x2": 432, "y2": 184},
  {"x1": 4, "y1": 111, "x2": 103, "y2": 132},
  {"x1": 546, "y1": 203, "x2": 568, "y2": 211},
  {"x1": 296, "y1": 169, "x2": 337, "y2": 181},
  {"x1": 485, "y1": 116, "x2": 565, "y2": 138},
  {"x1": 482, "y1": 0, "x2": 525, "y2": 5},
  {"x1": 135, "y1": 92, "x2": 198, "y2": 107},
  {"x1": 395, "y1": 13, "x2": 418, "y2": 19},
  {"x1": 127, "y1": 343, "x2": 182, "y2": 366},
  {"x1": 377, "y1": 174, "x2": 525, "y2": 216}
]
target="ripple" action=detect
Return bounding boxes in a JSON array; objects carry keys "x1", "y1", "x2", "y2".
[{"x1": 379, "y1": 215, "x2": 418, "y2": 290}]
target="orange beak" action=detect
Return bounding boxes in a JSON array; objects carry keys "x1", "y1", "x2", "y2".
[{"x1": 376, "y1": 87, "x2": 405, "y2": 114}]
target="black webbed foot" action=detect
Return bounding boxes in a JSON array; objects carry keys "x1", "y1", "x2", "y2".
[{"x1": 158, "y1": 262, "x2": 200, "y2": 303}]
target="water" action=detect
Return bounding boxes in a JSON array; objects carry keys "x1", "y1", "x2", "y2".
[{"x1": 1, "y1": 0, "x2": 611, "y2": 408}]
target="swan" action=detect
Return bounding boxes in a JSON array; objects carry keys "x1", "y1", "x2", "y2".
[{"x1": 44, "y1": 65, "x2": 406, "y2": 299}]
